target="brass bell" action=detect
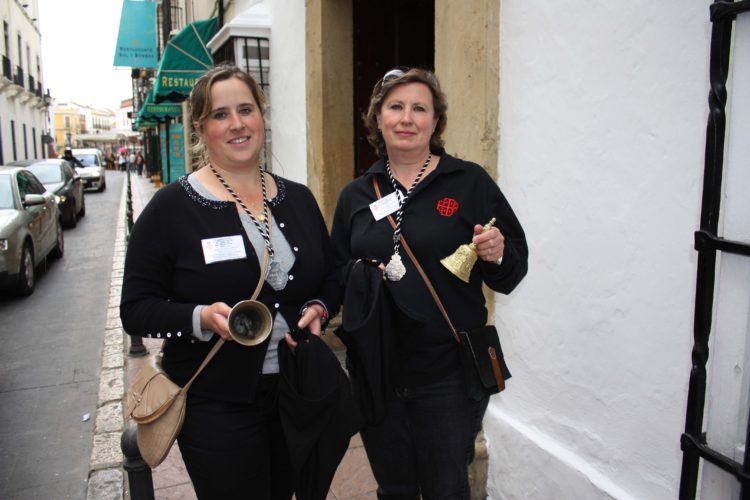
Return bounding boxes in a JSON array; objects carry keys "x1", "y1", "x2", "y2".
[
  {"x1": 440, "y1": 218, "x2": 497, "y2": 283},
  {"x1": 227, "y1": 299, "x2": 273, "y2": 346}
]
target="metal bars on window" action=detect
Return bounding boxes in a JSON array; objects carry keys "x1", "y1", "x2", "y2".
[{"x1": 680, "y1": 1, "x2": 750, "y2": 498}]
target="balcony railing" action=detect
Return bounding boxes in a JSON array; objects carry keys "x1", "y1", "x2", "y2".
[{"x1": 14, "y1": 66, "x2": 24, "y2": 88}]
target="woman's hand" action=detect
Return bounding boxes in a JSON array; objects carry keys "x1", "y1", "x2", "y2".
[
  {"x1": 472, "y1": 224, "x2": 505, "y2": 263},
  {"x1": 200, "y1": 302, "x2": 233, "y2": 341},
  {"x1": 284, "y1": 303, "x2": 326, "y2": 349}
]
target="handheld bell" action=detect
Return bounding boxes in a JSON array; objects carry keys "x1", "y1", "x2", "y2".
[
  {"x1": 227, "y1": 299, "x2": 273, "y2": 346},
  {"x1": 440, "y1": 218, "x2": 497, "y2": 283}
]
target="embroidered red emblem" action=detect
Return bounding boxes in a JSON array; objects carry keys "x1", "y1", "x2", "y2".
[{"x1": 436, "y1": 197, "x2": 459, "y2": 217}]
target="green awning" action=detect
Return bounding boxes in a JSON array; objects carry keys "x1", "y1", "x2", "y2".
[
  {"x1": 153, "y1": 18, "x2": 218, "y2": 103},
  {"x1": 134, "y1": 116, "x2": 158, "y2": 130},
  {"x1": 138, "y1": 88, "x2": 182, "y2": 120}
]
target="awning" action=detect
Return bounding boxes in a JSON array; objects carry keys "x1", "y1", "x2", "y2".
[
  {"x1": 134, "y1": 116, "x2": 158, "y2": 130},
  {"x1": 153, "y1": 18, "x2": 218, "y2": 103},
  {"x1": 138, "y1": 88, "x2": 182, "y2": 121}
]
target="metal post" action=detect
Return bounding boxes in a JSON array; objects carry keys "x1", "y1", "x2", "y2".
[
  {"x1": 121, "y1": 426, "x2": 155, "y2": 500},
  {"x1": 124, "y1": 170, "x2": 148, "y2": 357}
]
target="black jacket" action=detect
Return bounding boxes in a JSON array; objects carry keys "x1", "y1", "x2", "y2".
[
  {"x1": 336, "y1": 259, "x2": 398, "y2": 425},
  {"x1": 331, "y1": 150, "x2": 528, "y2": 386}
]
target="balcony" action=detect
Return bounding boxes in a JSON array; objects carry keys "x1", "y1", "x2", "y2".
[
  {"x1": 29, "y1": 74, "x2": 35, "y2": 93},
  {"x1": 14, "y1": 66, "x2": 25, "y2": 89}
]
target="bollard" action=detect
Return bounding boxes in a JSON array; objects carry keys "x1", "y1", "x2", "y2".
[
  {"x1": 128, "y1": 334, "x2": 149, "y2": 357},
  {"x1": 121, "y1": 426, "x2": 156, "y2": 500},
  {"x1": 123, "y1": 171, "x2": 148, "y2": 357},
  {"x1": 125, "y1": 171, "x2": 134, "y2": 239}
]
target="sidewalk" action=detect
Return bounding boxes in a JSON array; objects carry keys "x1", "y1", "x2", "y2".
[{"x1": 89, "y1": 172, "x2": 377, "y2": 499}]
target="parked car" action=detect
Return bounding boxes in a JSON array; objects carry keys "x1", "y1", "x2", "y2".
[
  {"x1": 0, "y1": 166, "x2": 64, "y2": 295},
  {"x1": 71, "y1": 148, "x2": 106, "y2": 191},
  {"x1": 8, "y1": 159, "x2": 85, "y2": 228}
]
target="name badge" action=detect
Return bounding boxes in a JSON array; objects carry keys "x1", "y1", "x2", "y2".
[
  {"x1": 369, "y1": 191, "x2": 401, "y2": 221},
  {"x1": 202, "y1": 235, "x2": 247, "y2": 264}
]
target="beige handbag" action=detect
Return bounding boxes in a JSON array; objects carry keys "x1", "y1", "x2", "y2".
[
  {"x1": 125, "y1": 250, "x2": 269, "y2": 468},
  {"x1": 126, "y1": 343, "x2": 222, "y2": 468}
]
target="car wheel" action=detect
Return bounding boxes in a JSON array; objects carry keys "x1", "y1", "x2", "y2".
[
  {"x1": 16, "y1": 242, "x2": 35, "y2": 296},
  {"x1": 79, "y1": 195, "x2": 86, "y2": 217},
  {"x1": 98, "y1": 178, "x2": 106, "y2": 192},
  {"x1": 51, "y1": 221, "x2": 64, "y2": 259},
  {"x1": 66, "y1": 205, "x2": 78, "y2": 228}
]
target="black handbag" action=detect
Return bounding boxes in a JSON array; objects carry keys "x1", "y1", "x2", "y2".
[
  {"x1": 373, "y1": 178, "x2": 511, "y2": 401},
  {"x1": 457, "y1": 326, "x2": 511, "y2": 401}
]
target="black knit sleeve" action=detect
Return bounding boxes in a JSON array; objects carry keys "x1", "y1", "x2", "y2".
[
  {"x1": 119, "y1": 189, "x2": 197, "y2": 339},
  {"x1": 476, "y1": 170, "x2": 529, "y2": 294}
]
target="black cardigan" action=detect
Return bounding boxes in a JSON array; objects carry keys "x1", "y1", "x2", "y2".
[{"x1": 120, "y1": 174, "x2": 340, "y2": 403}]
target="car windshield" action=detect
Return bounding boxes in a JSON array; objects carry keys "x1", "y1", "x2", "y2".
[
  {"x1": 78, "y1": 154, "x2": 99, "y2": 166},
  {"x1": 27, "y1": 163, "x2": 63, "y2": 184},
  {"x1": 0, "y1": 175, "x2": 13, "y2": 209}
]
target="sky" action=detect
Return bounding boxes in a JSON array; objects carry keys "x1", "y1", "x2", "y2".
[{"x1": 38, "y1": 0, "x2": 134, "y2": 110}]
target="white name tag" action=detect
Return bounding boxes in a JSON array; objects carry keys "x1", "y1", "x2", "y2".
[
  {"x1": 201, "y1": 235, "x2": 247, "y2": 264},
  {"x1": 369, "y1": 191, "x2": 401, "y2": 221}
]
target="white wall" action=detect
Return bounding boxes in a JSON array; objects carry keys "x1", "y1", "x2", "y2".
[
  {"x1": 265, "y1": 0, "x2": 308, "y2": 184},
  {"x1": 489, "y1": 1, "x2": 719, "y2": 498}
]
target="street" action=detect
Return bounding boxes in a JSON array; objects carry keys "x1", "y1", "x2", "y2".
[{"x1": 0, "y1": 171, "x2": 124, "y2": 499}]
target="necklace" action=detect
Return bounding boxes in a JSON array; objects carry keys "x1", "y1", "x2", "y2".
[
  {"x1": 384, "y1": 154, "x2": 431, "y2": 281},
  {"x1": 209, "y1": 164, "x2": 288, "y2": 290}
]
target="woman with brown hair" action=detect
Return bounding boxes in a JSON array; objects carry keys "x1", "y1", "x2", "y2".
[
  {"x1": 331, "y1": 67, "x2": 528, "y2": 499},
  {"x1": 121, "y1": 65, "x2": 340, "y2": 499}
]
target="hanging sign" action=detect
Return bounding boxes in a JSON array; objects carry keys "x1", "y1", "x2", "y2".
[{"x1": 113, "y1": 0, "x2": 158, "y2": 68}]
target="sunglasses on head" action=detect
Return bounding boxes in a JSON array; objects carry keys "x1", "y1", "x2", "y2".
[{"x1": 381, "y1": 68, "x2": 407, "y2": 85}]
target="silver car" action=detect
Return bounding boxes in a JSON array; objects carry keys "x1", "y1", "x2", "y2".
[
  {"x1": 72, "y1": 148, "x2": 107, "y2": 192},
  {"x1": 0, "y1": 166, "x2": 64, "y2": 296}
]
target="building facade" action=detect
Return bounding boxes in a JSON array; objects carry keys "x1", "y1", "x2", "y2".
[
  {"x1": 51, "y1": 100, "x2": 136, "y2": 156},
  {"x1": 0, "y1": 0, "x2": 52, "y2": 163}
]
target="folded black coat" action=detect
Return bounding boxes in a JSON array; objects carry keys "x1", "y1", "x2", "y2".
[
  {"x1": 277, "y1": 333, "x2": 362, "y2": 500},
  {"x1": 335, "y1": 259, "x2": 398, "y2": 426}
]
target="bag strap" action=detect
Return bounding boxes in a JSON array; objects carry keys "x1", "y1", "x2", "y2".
[
  {"x1": 182, "y1": 248, "x2": 271, "y2": 390},
  {"x1": 372, "y1": 176, "x2": 461, "y2": 344}
]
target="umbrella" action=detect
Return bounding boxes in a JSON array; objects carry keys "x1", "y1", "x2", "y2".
[{"x1": 278, "y1": 333, "x2": 362, "y2": 500}]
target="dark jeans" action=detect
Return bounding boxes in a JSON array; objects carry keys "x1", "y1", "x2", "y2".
[
  {"x1": 360, "y1": 369, "x2": 490, "y2": 500},
  {"x1": 177, "y1": 375, "x2": 293, "y2": 500}
]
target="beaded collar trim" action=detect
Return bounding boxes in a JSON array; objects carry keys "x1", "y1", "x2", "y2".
[{"x1": 178, "y1": 173, "x2": 287, "y2": 210}]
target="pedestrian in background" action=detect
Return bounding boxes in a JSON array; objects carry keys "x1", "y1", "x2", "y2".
[
  {"x1": 128, "y1": 151, "x2": 136, "y2": 172},
  {"x1": 118, "y1": 152, "x2": 127, "y2": 171},
  {"x1": 331, "y1": 67, "x2": 528, "y2": 499},
  {"x1": 135, "y1": 152, "x2": 145, "y2": 176},
  {"x1": 120, "y1": 65, "x2": 341, "y2": 499}
]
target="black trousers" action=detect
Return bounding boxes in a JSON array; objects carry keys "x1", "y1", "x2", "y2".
[
  {"x1": 361, "y1": 369, "x2": 489, "y2": 500},
  {"x1": 177, "y1": 375, "x2": 293, "y2": 500}
]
